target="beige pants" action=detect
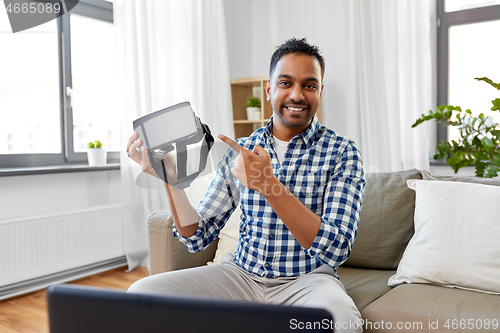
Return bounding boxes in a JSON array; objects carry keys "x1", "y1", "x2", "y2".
[{"x1": 128, "y1": 254, "x2": 362, "y2": 333}]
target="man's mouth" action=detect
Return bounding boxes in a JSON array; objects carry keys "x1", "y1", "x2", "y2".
[{"x1": 285, "y1": 106, "x2": 306, "y2": 113}]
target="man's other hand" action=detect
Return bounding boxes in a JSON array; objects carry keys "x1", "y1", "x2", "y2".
[
  {"x1": 218, "y1": 134, "x2": 277, "y2": 195},
  {"x1": 126, "y1": 132, "x2": 177, "y2": 182}
]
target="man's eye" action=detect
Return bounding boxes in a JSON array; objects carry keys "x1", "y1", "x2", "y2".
[
  {"x1": 279, "y1": 81, "x2": 290, "y2": 86},
  {"x1": 306, "y1": 84, "x2": 317, "y2": 89}
]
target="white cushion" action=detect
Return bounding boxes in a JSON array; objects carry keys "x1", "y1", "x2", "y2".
[
  {"x1": 388, "y1": 179, "x2": 500, "y2": 294},
  {"x1": 208, "y1": 205, "x2": 241, "y2": 265}
]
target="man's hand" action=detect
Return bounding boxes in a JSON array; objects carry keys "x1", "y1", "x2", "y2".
[
  {"x1": 218, "y1": 134, "x2": 277, "y2": 195},
  {"x1": 126, "y1": 132, "x2": 177, "y2": 182}
]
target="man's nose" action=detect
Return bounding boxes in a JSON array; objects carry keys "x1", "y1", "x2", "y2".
[{"x1": 289, "y1": 85, "x2": 304, "y2": 101}]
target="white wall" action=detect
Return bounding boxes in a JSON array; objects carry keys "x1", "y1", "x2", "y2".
[
  {"x1": 223, "y1": 0, "x2": 253, "y2": 79},
  {"x1": 0, "y1": 170, "x2": 121, "y2": 222}
]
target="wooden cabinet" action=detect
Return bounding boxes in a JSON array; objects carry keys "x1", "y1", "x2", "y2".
[
  {"x1": 230, "y1": 76, "x2": 322, "y2": 139},
  {"x1": 230, "y1": 76, "x2": 271, "y2": 139}
]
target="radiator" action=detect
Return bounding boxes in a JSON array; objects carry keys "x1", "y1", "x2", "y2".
[{"x1": 0, "y1": 205, "x2": 125, "y2": 288}]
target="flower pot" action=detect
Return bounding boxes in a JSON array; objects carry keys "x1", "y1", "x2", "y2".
[
  {"x1": 87, "y1": 148, "x2": 107, "y2": 166},
  {"x1": 246, "y1": 107, "x2": 261, "y2": 121}
]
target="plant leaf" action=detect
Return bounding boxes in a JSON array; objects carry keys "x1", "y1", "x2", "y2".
[
  {"x1": 491, "y1": 98, "x2": 500, "y2": 111},
  {"x1": 414, "y1": 77, "x2": 500, "y2": 177},
  {"x1": 486, "y1": 164, "x2": 500, "y2": 178},
  {"x1": 475, "y1": 77, "x2": 500, "y2": 90}
]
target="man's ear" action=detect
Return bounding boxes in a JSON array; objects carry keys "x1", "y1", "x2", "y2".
[
  {"x1": 320, "y1": 85, "x2": 324, "y2": 97},
  {"x1": 265, "y1": 80, "x2": 271, "y2": 101}
]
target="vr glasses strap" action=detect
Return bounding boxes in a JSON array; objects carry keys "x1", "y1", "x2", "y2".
[
  {"x1": 176, "y1": 142, "x2": 188, "y2": 181},
  {"x1": 198, "y1": 122, "x2": 214, "y2": 171}
]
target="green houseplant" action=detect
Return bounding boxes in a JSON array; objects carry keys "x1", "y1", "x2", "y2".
[
  {"x1": 245, "y1": 96, "x2": 261, "y2": 108},
  {"x1": 87, "y1": 140, "x2": 103, "y2": 149},
  {"x1": 245, "y1": 96, "x2": 262, "y2": 120},
  {"x1": 412, "y1": 77, "x2": 500, "y2": 178},
  {"x1": 87, "y1": 140, "x2": 106, "y2": 166}
]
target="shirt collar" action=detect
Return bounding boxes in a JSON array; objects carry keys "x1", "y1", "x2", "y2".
[{"x1": 264, "y1": 115, "x2": 321, "y2": 149}]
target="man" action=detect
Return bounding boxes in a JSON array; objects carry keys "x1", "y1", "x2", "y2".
[{"x1": 127, "y1": 37, "x2": 365, "y2": 332}]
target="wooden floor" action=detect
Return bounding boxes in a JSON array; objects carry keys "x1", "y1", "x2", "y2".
[{"x1": 0, "y1": 266, "x2": 149, "y2": 333}]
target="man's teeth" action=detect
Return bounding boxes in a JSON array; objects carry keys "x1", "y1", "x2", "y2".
[{"x1": 287, "y1": 107, "x2": 304, "y2": 111}]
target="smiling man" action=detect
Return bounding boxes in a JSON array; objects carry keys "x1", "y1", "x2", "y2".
[{"x1": 127, "y1": 38, "x2": 366, "y2": 332}]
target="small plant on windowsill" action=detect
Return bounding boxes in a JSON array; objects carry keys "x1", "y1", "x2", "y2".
[
  {"x1": 412, "y1": 77, "x2": 500, "y2": 178},
  {"x1": 88, "y1": 140, "x2": 103, "y2": 149},
  {"x1": 87, "y1": 140, "x2": 107, "y2": 166}
]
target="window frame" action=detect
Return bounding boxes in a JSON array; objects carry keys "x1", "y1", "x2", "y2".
[
  {"x1": 0, "y1": 0, "x2": 118, "y2": 169},
  {"x1": 436, "y1": 0, "x2": 500, "y2": 142}
]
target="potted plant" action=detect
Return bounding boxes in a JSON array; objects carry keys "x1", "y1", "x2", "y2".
[
  {"x1": 87, "y1": 140, "x2": 107, "y2": 166},
  {"x1": 246, "y1": 96, "x2": 261, "y2": 120},
  {"x1": 412, "y1": 77, "x2": 500, "y2": 178}
]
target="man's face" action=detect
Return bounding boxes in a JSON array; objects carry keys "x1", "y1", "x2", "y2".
[{"x1": 266, "y1": 53, "x2": 323, "y2": 132}]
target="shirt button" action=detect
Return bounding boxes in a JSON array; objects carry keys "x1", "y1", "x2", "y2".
[
  {"x1": 265, "y1": 263, "x2": 270, "y2": 268},
  {"x1": 269, "y1": 233, "x2": 274, "y2": 239}
]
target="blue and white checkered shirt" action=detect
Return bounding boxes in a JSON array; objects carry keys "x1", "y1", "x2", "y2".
[{"x1": 174, "y1": 116, "x2": 365, "y2": 278}]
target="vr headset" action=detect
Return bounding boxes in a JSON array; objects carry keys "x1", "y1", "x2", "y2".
[{"x1": 133, "y1": 102, "x2": 214, "y2": 189}]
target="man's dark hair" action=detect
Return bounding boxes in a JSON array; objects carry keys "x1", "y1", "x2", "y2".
[{"x1": 269, "y1": 37, "x2": 325, "y2": 80}]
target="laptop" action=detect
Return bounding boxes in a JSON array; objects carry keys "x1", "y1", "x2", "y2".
[{"x1": 47, "y1": 284, "x2": 334, "y2": 332}]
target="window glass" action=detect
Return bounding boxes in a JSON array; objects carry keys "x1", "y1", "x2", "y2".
[
  {"x1": 70, "y1": 14, "x2": 119, "y2": 152},
  {"x1": 447, "y1": 20, "x2": 500, "y2": 141},
  {"x1": 446, "y1": 0, "x2": 500, "y2": 12},
  {"x1": 0, "y1": 10, "x2": 61, "y2": 155}
]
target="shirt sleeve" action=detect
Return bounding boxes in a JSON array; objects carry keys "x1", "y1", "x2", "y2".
[
  {"x1": 305, "y1": 140, "x2": 366, "y2": 269},
  {"x1": 173, "y1": 146, "x2": 241, "y2": 253}
]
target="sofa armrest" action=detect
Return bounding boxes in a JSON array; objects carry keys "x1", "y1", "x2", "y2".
[{"x1": 147, "y1": 211, "x2": 218, "y2": 275}]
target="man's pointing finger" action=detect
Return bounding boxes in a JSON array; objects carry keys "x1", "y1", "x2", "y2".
[{"x1": 218, "y1": 134, "x2": 242, "y2": 153}]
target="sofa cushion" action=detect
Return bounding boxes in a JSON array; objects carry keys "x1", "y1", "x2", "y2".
[
  {"x1": 361, "y1": 284, "x2": 500, "y2": 333},
  {"x1": 209, "y1": 206, "x2": 241, "y2": 265},
  {"x1": 147, "y1": 212, "x2": 219, "y2": 275},
  {"x1": 337, "y1": 266, "x2": 396, "y2": 311},
  {"x1": 388, "y1": 179, "x2": 500, "y2": 294},
  {"x1": 343, "y1": 169, "x2": 422, "y2": 269}
]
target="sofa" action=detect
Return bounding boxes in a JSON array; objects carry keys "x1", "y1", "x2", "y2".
[{"x1": 146, "y1": 169, "x2": 500, "y2": 332}]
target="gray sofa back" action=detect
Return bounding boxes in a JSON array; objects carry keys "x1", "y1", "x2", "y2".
[{"x1": 344, "y1": 169, "x2": 422, "y2": 270}]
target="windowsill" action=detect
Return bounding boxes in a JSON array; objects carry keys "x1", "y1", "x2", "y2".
[
  {"x1": 0, "y1": 163, "x2": 120, "y2": 177},
  {"x1": 429, "y1": 160, "x2": 447, "y2": 166}
]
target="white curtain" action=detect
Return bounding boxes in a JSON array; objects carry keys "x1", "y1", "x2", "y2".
[
  {"x1": 343, "y1": 0, "x2": 436, "y2": 173},
  {"x1": 114, "y1": 0, "x2": 234, "y2": 271}
]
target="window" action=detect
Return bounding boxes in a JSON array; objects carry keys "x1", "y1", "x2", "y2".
[
  {"x1": 0, "y1": 0, "x2": 118, "y2": 168},
  {"x1": 0, "y1": 18, "x2": 61, "y2": 157},
  {"x1": 7, "y1": 134, "x2": 14, "y2": 152},
  {"x1": 437, "y1": 0, "x2": 500, "y2": 143},
  {"x1": 68, "y1": 13, "x2": 119, "y2": 155}
]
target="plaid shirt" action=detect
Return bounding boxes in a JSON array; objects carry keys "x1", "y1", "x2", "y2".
[{"x1": 174, "y1": 116, "x2": 365, "y2": 278}]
